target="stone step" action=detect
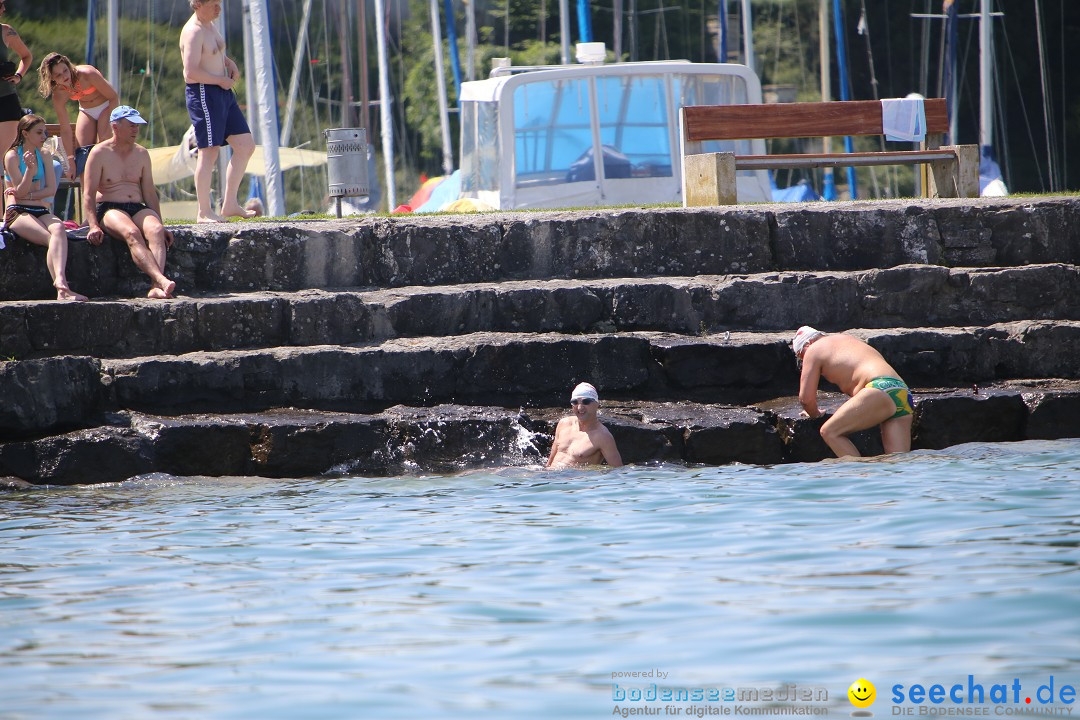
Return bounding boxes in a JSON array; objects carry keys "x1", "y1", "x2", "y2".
[
  {"x1": 2, "y1": 383, "x2": 1078, "y2": 485},
  {"x1": 3, "y1": 264, "x2": 1077, "y2": 360},
  {"x1": 2, "y1": 197, "x2": 1077, "y2": 300},
  {"x1": 3, "y1": 322, "x2": 1079, "y2": 437}
]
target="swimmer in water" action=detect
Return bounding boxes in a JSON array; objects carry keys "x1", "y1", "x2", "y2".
[{"x1": 546, "y1": 382, "x2": 623, "y2": 468}]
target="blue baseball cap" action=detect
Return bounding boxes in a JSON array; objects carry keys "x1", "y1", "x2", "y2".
[{"x1": 110, "y1": 105, "x2": 147, "y2": 124}]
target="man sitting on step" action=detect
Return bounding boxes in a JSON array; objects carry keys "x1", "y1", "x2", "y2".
[
  {"x1": 546, "y1": 382, "x2": 624, "y2": 469},
  {"x1": 82, "y1": 106, "x2": 176, "y2": 299},
  {"x1": 793, "y1": 326, "x2": 914, "y2": 458}
]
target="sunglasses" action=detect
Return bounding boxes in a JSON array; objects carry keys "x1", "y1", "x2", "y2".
[{"x1": 570, "y1": 398, "x2": 595, "y2": 406}]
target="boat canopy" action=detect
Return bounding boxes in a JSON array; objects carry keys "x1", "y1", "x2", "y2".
[{"x1": 458, "y1": 61, "x2": 772, "y2": 210}]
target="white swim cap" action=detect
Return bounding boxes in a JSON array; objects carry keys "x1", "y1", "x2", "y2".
[
  {"x1": 571, "y1": 382, "x2": 599, "y2": 402},
  {"x1": 792, "y1": 326, "x2": 825, "y2": 357}
]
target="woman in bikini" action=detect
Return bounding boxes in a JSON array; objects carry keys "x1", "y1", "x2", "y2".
[
  {"x1": 36, "y1": 52, "x2": 118, "y2": 178},
  {"x1": 0, "y1": 1, "x2": 34, "y2": 156},
  {"x1": 4, "y1": 114, "x2": 86, "y2": 301}
]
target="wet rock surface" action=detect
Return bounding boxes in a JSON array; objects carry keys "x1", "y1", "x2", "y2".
[
  {"x1": 3, "y1": 323, "x2": 1080, "y2": 438},
  {"x1": 4, "y1": 384, "x2": 1080, "y2": 485}
]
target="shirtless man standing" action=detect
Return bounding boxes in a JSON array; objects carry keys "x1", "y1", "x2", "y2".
[
  {"x1": 179, "y1": 0, "x2": 255, "y2": 223},
  {"x1": 793, "y1": 326, "x2": 914, "y2": 458},
  {"x1": 82, "y1": 106, "x2": 176, "y2": 299},
  {"x1": 546, "y1": 382, "x2": 624, "y2": 468}
]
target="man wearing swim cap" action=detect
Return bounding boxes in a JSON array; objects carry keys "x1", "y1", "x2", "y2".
[
  {"x1": 546, "y1": 382, "x2": 623, "y2": 468},
  {"x1": 793, "y1": 326, "x2": 914, "y2": 458}
]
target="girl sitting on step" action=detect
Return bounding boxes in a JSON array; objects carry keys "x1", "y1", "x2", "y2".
[{"x1": 4, "y1": 114, "x2": 86, "y2": 301}]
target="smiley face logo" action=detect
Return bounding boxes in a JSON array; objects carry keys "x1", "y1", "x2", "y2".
[{"x1": 848, "y1": 678, "x2": 876, "y2": 709}]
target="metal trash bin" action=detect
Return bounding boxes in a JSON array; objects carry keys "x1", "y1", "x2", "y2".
[{"x1": 324, "y1": 128, "x2": 369, "y2": 217}]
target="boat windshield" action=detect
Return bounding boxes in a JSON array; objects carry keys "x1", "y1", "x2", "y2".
[{"x1": 460, "y1": 100, "x2": 499, "y2": 193}]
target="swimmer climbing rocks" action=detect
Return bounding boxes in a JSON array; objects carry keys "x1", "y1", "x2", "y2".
[{"x1": 793, "y1": 326, "x2": 914, "y2": 458}]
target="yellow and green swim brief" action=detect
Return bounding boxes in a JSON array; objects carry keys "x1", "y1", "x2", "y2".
[{"x1": 864, "y1": 376, "x2": 914, "y2": 419}]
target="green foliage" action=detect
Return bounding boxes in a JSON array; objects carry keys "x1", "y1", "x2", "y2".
[
  {"x1": 16, "y1": 17, "x2": 189, "y2": 147},
  {"x1": 10, "y1": 0, "x2": 1076, "y2": 207},
  {"x1": 401, "y1": 0, "x2": 561, "y2": 175}
]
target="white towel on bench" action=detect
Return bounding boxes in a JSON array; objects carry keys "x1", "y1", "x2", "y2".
[{"x1": 881, "y1": 98, "x2": 926, "y2": 142}]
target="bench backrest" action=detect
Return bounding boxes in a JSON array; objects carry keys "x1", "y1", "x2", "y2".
[{"x1": 682, "y1": 98, "x2": 948, "y2": 143}]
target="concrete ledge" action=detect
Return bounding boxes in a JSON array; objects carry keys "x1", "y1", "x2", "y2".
[
  {"x1": 4, "y1": 323, "x2": 1080, "y2": 436},
  {"x1": 4, "y1": 264, "x2": 1076, "y2": 361},
  {"x1": 4, "y1": 385, "x2": 1079, "y2": 485},
  {"x1": 2, "y1": 196, "x2": 1077, "y2": 300},
  {"x1": 0, "y1": 356, "x2": 101, "y2": 435}
]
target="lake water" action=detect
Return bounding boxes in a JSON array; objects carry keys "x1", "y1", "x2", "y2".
[{"x1": 2, "y1": 439, "x2": 1079, "y2": 719}]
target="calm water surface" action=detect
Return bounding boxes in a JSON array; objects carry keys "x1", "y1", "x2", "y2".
[{"x1": 2, "y1": 439, "x2": 1079, "y2": 719}]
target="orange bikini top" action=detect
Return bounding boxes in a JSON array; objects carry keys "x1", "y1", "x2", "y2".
[{"x1": 67, "y1": 78, "x2": 96, "y2": 102}]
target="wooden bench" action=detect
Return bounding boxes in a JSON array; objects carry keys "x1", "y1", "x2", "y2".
[{"x1": 679, "y1": 98, "x2": 979, "y2": 206}]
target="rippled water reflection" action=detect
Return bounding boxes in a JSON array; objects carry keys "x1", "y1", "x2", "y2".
[{"x1": 2, "y1": 440, "x2": 1079, "y2": 719}]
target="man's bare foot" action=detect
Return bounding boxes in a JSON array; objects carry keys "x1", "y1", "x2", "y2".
[
  {"x1": 196, "y1": 210, "x2": 227, "y2": 223},
  {"x1": 220, "y1": 204, "x2": 257, "y2": 219},
  {"x1": 56, "y1": 287, "x2": 88, "y2": 302},
  {"x1": 151, "y1": 278, "x2": 177, "y2": 299}
]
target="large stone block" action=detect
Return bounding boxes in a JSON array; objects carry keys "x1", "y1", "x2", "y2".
[
  {"x1": 638, "y1": 403, "x2": 784, "y2": 465},
  {"x1": 932, "y1": 198, "x2": 1080, "y2": 267},
  {"x1": 364, "y1": 215, "x2": 514, "y2": 287},
  {"x1": 246, "y1": 410, "x2": 391, "y2": 477},
  {"x1": 97, "y1": 334, "x2": 655, "y2": 416},
  {"x1": 1022, "y1": 388, "x2": 1080, "y2": 440},
  {"x1": 0, "y1": 426, "x2": 153, "y2": 485},
  {"x1": 704, "y1": 272, "x2": 864, "y2": 331},
  {"x1": 130, "y1": 413, "x2": 253, "y2": 477},
  {"x1": 650, "y1": 333, "x2": 797, "y2": 399},
  {"x1": 381, "y1": 405, "x2": 542, "y2": 472},
  {"x1": 771, "y1": 204, "x2": 945, "y2": 270},
  {"x1": 761, "y1": 395, "x2": 883, "y2": 462},
  {"x1": 912, "y1": 391, "x2": 1027, "y2": 449},
  {"x1": 0, "y1": 356, "x2": 102, "y2": 436}
]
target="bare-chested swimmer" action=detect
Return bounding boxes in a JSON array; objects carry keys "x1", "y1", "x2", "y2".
[
  {"x1": 180, "y1": 0, "x2": 256, "y2": 223},
  {"x1": 794, "y1": 326, "x2": 914, "y2": 458},
  {"x1": 82, "y1": 106, "x2": 176, "y2": 299},
  {"x1": 546, "y1": 382, "x2": 623, "y2": 468}
]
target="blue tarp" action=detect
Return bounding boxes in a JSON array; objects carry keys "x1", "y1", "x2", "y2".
[
  {"x1": 771, "y1": 176, "x2": 821, "y2": 203},
  {"x1": 979, "y1": 146, "x2": 1007, "y2": 195}
]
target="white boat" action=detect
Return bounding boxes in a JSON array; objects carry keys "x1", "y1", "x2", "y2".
[{"x1": 456, "y1": 60, "x2": 773, "y2": 210}]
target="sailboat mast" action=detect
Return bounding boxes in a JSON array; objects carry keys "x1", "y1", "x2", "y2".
[
  {"x1": 86, "y1": 0, "x2": 97, "y2": 65},
  {"x1": 740, "y1": 0, "x2": 753, "y2": 71},
  {"x1": 718, "y1": 1, "x2": 727, "y2": 62},
  {"x1": 613, "y1": 0, "x2": 622, "y2": 60},
  {"x1": 359, "y1": 0, "x2": 370, "y2": 133},
  {"x1": 107, "y1": 0, "x2": 119, "y2": 92},
  {"x1": 466, "y1": 0, "x2": 477, "y2": 79},
  {"x1": 281, "y1": 0, "x2": 314, "y2": 147},
  {"x1": 979, "y1": 0, "x2": 992, "y2": 149},
  {"x1": 832, "y1": 0, "x2": 857, "y2": 198},
  {"x1": 559, "y1": 0, "x2": 571, "y2": 64},
  {"x1": 339, "y1": 0, "x2": 354, "y2": 127},
  {"x1": 819, "y1": 0, "x2": 835, "y2": 200},
  {"x1": 248, "y1": 0, "x2": 286, "y2": 216},
  {"x1": 430, "y1": 0, "x2": 454, "y2": 174},
  {"x1": 578, "y1": 0, "x2": 593, "y2": 43},
  {"x1": 374, "y1": 0, "x2": 396, "y2": 209}
]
